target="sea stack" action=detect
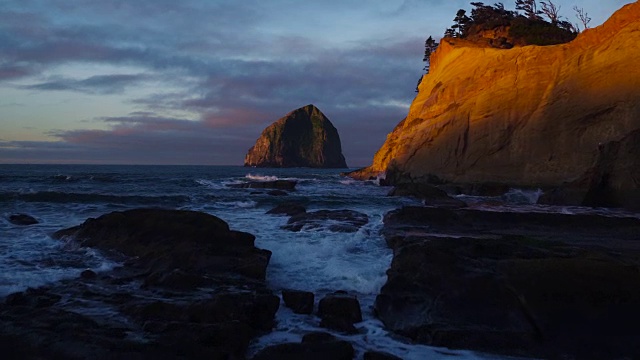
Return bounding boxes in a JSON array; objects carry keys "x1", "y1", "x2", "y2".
[
  {"x1": 244, "y1": 104, "x2": 347, "y2": 168},
  {"x1": 352, "y1": 2, "x2": 640, "y2": 209}
]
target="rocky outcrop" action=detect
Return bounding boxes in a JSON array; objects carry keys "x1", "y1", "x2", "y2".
[
  {"x1": 377, "y1": 206, "x2": 640, "y2": 358},
  {"x1": 8, "y1": 214, "x2": 38, "y2": 225},
  {"x1": 282, "y1": 209, "x2": 368, "y2": 233},
  {"x1": 1, "y1": 209, "x2": 279, "y2": 359},
  {"x1": 354, "y1": 2, "x2": 640, "y2": 208},
  {"x1": 244, "y1": 104, "x2": 347, "y2": 168}
]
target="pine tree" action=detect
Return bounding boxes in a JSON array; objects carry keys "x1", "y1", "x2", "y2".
[
  {"x1": 515, "y1": 0, "x2": 540, "y2": 20},
  {"x1": 422, "y1": 36, "x2": 439, "y2": 73}
]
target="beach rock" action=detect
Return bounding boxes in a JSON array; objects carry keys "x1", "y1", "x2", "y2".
[
  {"x1": 283, "y1": 210, "x2": 368, "y2": 233},
  {"x1": 251, "y1": 332, "x2": 354, "y2": 360},
  {"x1": 352, "y1": 2, "x2": 640, "y2": 209},
  {"x1": 8, "y1": 214, "x2": 38, "y2": 225},
  {"x1": 388, "y1": 183, "x2": 466, "y2": 208},
  {"x1": 282, "y1": 289, "x2": 314, "y2": 314},
  {"x1": 318, "y1": 291, "x2": 362, "y2": 333},
  {"x1": 266, "y1": 202, "x2": 306, "y2": 216},
  {"x1": 228, "y1": 180, "x2": 297, "y2": 190},
  {"x1": 80, "y1": 269, "x2": 97, "y2": 280},
  {"x1": 376, "y1": 206, "x2": 640, "y2": 359},
  {"x1": 244, "y1": 104, "x2": 348, "y2": 168}
]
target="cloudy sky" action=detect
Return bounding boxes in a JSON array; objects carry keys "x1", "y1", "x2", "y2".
[{"x1": 0, "y1": 0, "x2": 629, "y2": 166}]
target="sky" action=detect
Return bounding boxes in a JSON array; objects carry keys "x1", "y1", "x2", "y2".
[{"x1": 0, "y1": 0, "x2": 630, "y2": 166}]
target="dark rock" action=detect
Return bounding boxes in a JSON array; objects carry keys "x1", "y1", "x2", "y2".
[
  {"x1": 318, "y1": 291, "x2": 362, "y2": 333},
  {"x1": 364, "y1": 350, "x2": 403, "y2": 360},
  {"x1": 244, "y1": 104, "x2": 348, "y2": 168},
  {"x1": 266, "y1": 202, "x2": 306, "y2": 216},
  {"x1": 251, "y1": 337, "x2": 354, "y2": 360},
  {"x1": 52, "y1": 208, "x2": 272, "y2": 281},
  {"x1": 301, "y1": 331, "x2": 336, "y2": 343},
  {"x1": 8, "y1": 214, "x2": 38, "y2": 225},
  {"x1": 283, "y1": 210, "x2": 368, "y2": 233},
  {"x1": 282, "y1": 289, "x2": 314, "y2": 314},
  {"x1": 377, "y1": 206, "x2": 640, "y2": 359},
  {"x1": 80, "y1": 269, "x2": 97, "y2": 280},
  {"x1": 267, "y1": 190, "x2": 288, "y2": 196},
  {"x1": 382, "y1": 206, "x2": 640, "y2": 246},
  {"x1": 228, "y1": 180, "x2": 297, "y2": 190},
  {"x1": 0, "y1": 208, "x2": 281, "y2": 359},
  {"x1": 388, "y1": 183, "x2": 467, "y2": 208}
]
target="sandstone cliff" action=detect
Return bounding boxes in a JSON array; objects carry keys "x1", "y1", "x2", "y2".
[
  {"x1": 244, "y1": 104, "x2": 347, "y2": 168},
  {"x1": 355, "y1": 2, "x2": 640, "y2": 208}
]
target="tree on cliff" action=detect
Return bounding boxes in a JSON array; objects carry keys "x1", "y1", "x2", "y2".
[
  {"x1": 515, "y1": 0, "x2": 540, "y2": 20},
  {"x1": 422, "y1": 36, "x2": 439, "y2": 73},
  {"x1": 573, "y1": 6, "x2": 591, "y2": 31}
]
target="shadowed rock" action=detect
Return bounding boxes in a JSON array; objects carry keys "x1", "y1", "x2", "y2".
[
  {"x1": 8, "y1": 214, "x2": 38, "y2": 225},
  {"x1": 244, "y1": 104, "x2": 348, "y2": 168}
]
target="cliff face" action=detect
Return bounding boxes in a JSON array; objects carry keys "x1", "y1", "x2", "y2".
[
  {"x1": 360, "y1": 2, "x2": 640, "y2": 207},
  {"x1": 244, "y1": 104, "x2": 347, "y2": 168}
]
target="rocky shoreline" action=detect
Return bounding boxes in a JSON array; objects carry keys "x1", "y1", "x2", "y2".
[{"x1": 3, "y1": 189, "x2": 640, "y2": 359}]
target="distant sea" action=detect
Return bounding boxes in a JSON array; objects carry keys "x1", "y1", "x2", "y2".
[{"x1": 3, "y1": 164, "x2": 634, "y2": 359}]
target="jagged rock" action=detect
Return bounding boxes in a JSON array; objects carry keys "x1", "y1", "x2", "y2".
[
  {"x1": 244, "y1": 104, "x2": 348, "y2": 168},
  {"x1": 8, "y1": 214, "x2": 38, "y2": 225},
  {"x1": 282, "y1": 289, "x2": 314, "y2": 314},
  {"x1": 363, "y1": 351, "x2": 403, "y2": 360},
  {"x1": 353, "y1": 3, "x2": 640, "y2": 209}
]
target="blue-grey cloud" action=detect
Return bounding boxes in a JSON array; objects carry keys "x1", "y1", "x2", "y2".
[{"x1": 23, "y1": 74, "x2": 149, "y2": 94}]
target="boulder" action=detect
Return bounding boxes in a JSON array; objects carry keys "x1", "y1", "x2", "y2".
[
  {"x1": 363, "y1": 351, "x2": 403, "y2": 360},
  {"x1": 282, "y1": 210, "x2": 368, "y2": 233},
  {"x1": 244, "y1": 104, "x2": 348, "y2": 168},
  {"x1": 318, "y1": 291, "x2": 362, "y2": 334},
  {"x1": 52, "y1": 208, "x2": 272, "y2": 281},
  {"x1": 251, "y1": 335, "x2": 354, "y2": 360},
  {"x1": 266, "y1": 202, "x2": 306, "y2": 216},
  {"x1": 8, "y1": 214, "x2": 38, "y2": 225},
  {"x1": 282, "y1": 289, "x2": 314, "y2": 314}
]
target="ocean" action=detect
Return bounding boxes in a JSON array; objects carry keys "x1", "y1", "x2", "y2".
[{"x1": 4, "y1": 164, "x2": 634, "y2": 359}]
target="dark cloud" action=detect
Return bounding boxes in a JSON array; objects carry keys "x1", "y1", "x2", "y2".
[{"x1": 24, "y1": 74, "x2": 149, "y2": 94}]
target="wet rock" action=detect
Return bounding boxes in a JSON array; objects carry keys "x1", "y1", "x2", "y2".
[
  {"x1": 251, "y1": 333, "x2": 354, "y2": 360},
  {"x1": 0, "y1": 208, "x2": 280, "y2": 359},
  {"x1": 282, "y1": 289, "x2": 314, "y2": 314},
  {"x1": 364, "y1": 350, "x2": 403, "y2": 360},
  {"x1": 318, "y1": 291, "x2": 362, "y2": 334},
  {"x1": 388, "y1": 183, "x2": 467, "y2": 208},
  {"x1": 377, "y1": 206, "x2": 640, "y2": 359},
  {"x1": 52, "y1": 208, "x2": 272, "y2": 281},
  {"x1": 266, "y1": 202, "x2": 306, "y2": 216},
  {"x1": 228, "y1": 180, "x2": 297, "y2": 190},
  {"x1": 8, "y1": 214, "x2": 38, "y2": 225},
  {"x1": 267, "y1": 190, "x2": 288, "y2": 196},
  {"x1": 283, "y1": 210, "x2": 368, "y2": 233},
  {"x1": 80, "y1": 269, "x2": 97, "y2": 280}
]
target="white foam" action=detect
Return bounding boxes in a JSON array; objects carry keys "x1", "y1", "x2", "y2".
[{"x1": 246, "y1": 174, "x2": 279, "y2": 181}]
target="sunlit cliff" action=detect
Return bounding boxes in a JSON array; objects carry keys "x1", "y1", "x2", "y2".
[{"x1": 355, "y1": 1, "x2": 640, "y2": 207}]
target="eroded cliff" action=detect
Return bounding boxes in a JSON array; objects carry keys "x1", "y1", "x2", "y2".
[{"x1": 357, "y1": 2, "x2": 640, "y2": 207}]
